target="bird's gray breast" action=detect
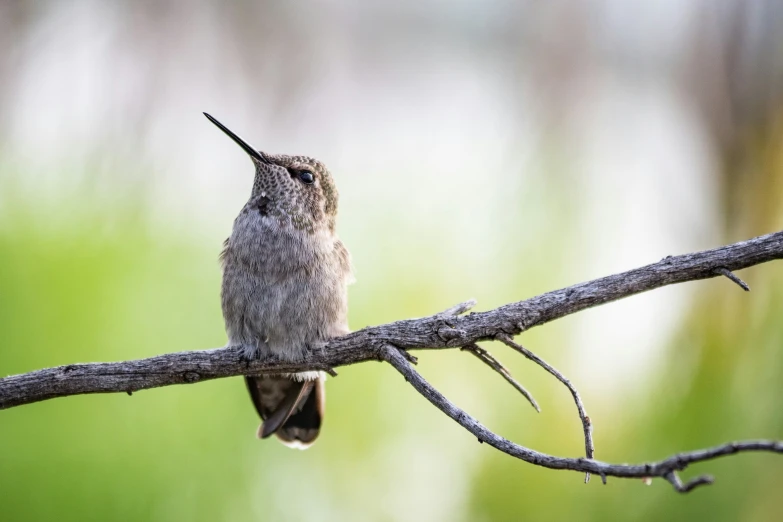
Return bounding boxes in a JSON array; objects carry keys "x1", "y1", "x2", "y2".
[{"x1": 220, "y1": 204, "x2": 350, "y2": 361}]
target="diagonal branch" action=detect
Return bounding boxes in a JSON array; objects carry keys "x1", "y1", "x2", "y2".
[
  {"x1": 1, "y1": 230, "x2": 783, "y2": 492},
  {"x1": 461, "y1": 343, "x2": 540, "y2": 412},
  {"x1": 4, "y1": 230, "x2": 780, "y2": 409}
]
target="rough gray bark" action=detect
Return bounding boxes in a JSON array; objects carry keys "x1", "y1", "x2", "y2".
[{"x1": 2, "y1": 230, "x2": 782, "y2": 491}]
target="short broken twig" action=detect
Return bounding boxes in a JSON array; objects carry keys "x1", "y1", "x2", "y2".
[
  {"x1": 398, "y1": 349, "x2": 419, "y2": 365},
  {"x1": 435, "y1": 299, "x2": 477, "y2": 318},
  {"x1": 713, "y1": 267, "x2": 750, "y2": 291}
]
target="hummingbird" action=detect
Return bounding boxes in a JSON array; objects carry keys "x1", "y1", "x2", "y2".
[{"x1": 205, "y1": 113, "x2": 352, "y2": 448}]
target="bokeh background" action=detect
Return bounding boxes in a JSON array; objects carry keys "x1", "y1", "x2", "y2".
[{"x1": 2, "y1": 1, "x2": 783, "y2": 520}]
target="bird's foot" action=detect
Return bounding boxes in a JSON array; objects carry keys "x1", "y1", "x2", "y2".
[
  {"x1": 304, "y1": 341, "x2": 338, "y2": 376},
  {"x1": 236, "y1": 340, "x2": 271, "y2": 364},
  {"x1": 306, "y1": 340, "x2": 328, "y2": 355}
]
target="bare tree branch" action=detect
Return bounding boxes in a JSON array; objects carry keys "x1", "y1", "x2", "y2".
[
  {"x1": 380, "y1": 344, "x2": 783, "y2": 492},
  {"x1": 1, "y1": 230, "x2": 783, "y2": 492}
]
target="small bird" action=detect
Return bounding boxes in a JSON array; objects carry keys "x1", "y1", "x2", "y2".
[{"x1": 205, "y1": 113, "x2": 352, "y2": 448}]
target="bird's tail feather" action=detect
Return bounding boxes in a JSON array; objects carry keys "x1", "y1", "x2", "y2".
[{"x1": 245, "y1": 373, "x2": 325, "y2": 449}]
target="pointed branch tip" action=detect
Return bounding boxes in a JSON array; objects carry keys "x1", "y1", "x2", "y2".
[
  {"x1": 462, "y1": 343, "x2": 540, "y2": 412},
  {"x1": 714, "y1": 267, "x2": 750, "y2": 291},
  {"x1": 437, "y1": 299, "x2": 478, "y2": 318}
]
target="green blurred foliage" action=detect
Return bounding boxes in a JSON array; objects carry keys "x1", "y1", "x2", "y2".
[{"x1": 1, "y1": 156, "x2": 782, "y2": 522}]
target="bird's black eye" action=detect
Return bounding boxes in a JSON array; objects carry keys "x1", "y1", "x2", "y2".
[
  {"x1": 290, "y1": 168, "x2": 315, "y2": 185},
  {"x1": 299, "y1": 170, "x2": 315, "y2": 184}
]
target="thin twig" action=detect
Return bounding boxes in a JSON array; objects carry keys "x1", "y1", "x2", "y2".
[
  {"x1": 663, "y1": 471, "x2": 714, "y2": 493},
  {"x1": 461, "y1": 343, "x2": 540, "y2": 412},
  {"x1": 496, "y1": 334, "x2": 594, "y2": 483},
  {"x1": 380, "y1": 344, "x2": 783, "y2": 489},
  {"x1": 714, "y1": 267, "x2": 750, "y2": 291}
]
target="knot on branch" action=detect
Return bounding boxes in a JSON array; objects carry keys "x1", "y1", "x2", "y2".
[
  {"x1": 437, "y1": 326, "x2": 468, "y2": 346},
  {"x1": 183, "y1": 372, "x2": 201, "y2": 383}
]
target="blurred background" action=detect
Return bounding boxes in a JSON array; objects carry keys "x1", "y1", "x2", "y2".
[{"x1": 1, "y1": 0, "x2": 783, "y2": 520}]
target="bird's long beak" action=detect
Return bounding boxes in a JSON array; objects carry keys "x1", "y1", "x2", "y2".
[{"x1": 203, "y1": 112, "x2": 270, "y2": 164}]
